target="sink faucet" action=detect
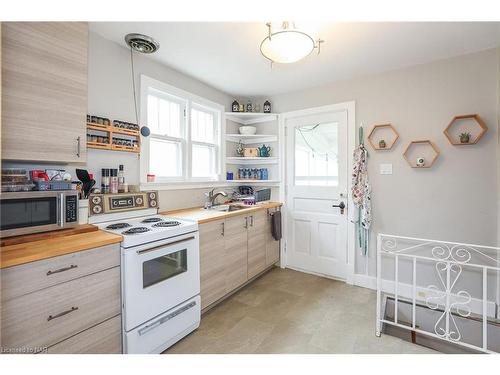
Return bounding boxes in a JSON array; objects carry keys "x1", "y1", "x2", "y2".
[{"x1": 204, "y1": 188, "x2": 228, "y2": 209}]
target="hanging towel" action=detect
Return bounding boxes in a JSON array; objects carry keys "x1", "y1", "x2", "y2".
[
  {"x1": 271, "y1": 211, "x2": 282, "y2": 241},
  {"x1": 351, "y1": 143, "x2": 372, "y2": 254}
]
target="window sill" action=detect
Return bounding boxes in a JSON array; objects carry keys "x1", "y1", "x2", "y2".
[{"x1": 140, "y1": 180, "x2": 231, "y2": 191}]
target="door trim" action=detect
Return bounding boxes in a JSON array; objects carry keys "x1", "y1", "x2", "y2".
[{"x1": 280, "y1": 101, "x2": 356, "y2": 284}]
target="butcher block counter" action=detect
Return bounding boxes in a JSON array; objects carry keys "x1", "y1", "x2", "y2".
[
  {"x1": 161, "y1": 201, "x2": 283, "y2": 224},
  {"x1": 0, "y1": 225, "x2": 122, "y2": 269}
]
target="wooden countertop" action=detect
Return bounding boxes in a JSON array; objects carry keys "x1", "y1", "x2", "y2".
[
  {"x1": 161, "y1": 201, "x2": 283, "y2": 224},
  {"x1": 0, "y1": 229, "x2": 122, "y2": 269}
]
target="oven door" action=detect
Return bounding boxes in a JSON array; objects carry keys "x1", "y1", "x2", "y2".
[
  {"x1": 122, "y1": 231, "x2": 200, "y2": 331},
  {"x1": 0, "y1": 192, "x2": 62, "y2": 237}
]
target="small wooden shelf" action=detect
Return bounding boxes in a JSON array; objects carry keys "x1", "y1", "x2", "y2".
[
  {"x1": 443, "y1": 114, "x2": 488, "y2": 146},
  {"x1": 226, "y1": 157, "x2": 278, "y2": 165},
  {"x1": 403, "y1": 140, "x2": 440, "y2": 168},
  {"x1": 368, "y1": 123, "x2": 399, "y2": 150},
  {"x1": 225, "y1": 179, "x2": 280, "y2": 186},
  {"x1": 86, "y1": 121, "x2": 141, "y2": 153}
]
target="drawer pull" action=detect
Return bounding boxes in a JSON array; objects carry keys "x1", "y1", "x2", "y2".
[
  {"x1": 47, "y1": 306, "x2": 79, "y2": 321},
  {"x1": 46, "y1": 264, "x2": 78, "y2": 276}
]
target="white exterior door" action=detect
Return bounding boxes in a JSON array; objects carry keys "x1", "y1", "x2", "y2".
[{"x1": 285, "y1": 109, "x2": 349, "y2": 279}]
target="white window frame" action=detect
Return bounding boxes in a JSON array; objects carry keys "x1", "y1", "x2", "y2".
[{"x1": 140, "y1": 75, "x2": 225, "y2": 187}]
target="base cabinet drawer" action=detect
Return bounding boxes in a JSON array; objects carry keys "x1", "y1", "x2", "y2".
[
  {"x1": 1, "y1": 267, "x2": 121, "y2": 351},
  {"x1": 46, "y1": 315, "x2": 122, "y2": 354},
  {"x1": 1, "y1": 244, "x2": 120, "y2": 301}
]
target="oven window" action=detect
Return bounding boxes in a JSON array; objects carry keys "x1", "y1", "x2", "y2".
[
  {"x1": 0, "y1": 197, "x2": 58, "y2": 231},
  {"x1": 142, "y1": 249, "x2": 188, "y2": 288}
]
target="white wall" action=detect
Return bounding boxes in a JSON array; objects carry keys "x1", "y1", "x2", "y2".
[{"x1": 270, "y1": 48, "x2": 499, "y2": 277}]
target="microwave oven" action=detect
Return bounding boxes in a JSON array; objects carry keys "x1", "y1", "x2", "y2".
[{"x1": 0, "y1": 191, "x2": 79, "y2": 238}]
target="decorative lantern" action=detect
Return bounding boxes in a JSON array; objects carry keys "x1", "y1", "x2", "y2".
[
  {"x1": 232, "y1": 100, "x2": 240, "y2": 112},
  {"x1": 246, "y1": 100, "x2": 253, "y2": 113},
  {"x1": 263, "y1": 100, "x2": 272, "y2": 113}
]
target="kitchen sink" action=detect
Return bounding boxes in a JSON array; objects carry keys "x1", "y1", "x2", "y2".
[{"x1": 208, "y1": 205, "x2": 248, "y2": 212}]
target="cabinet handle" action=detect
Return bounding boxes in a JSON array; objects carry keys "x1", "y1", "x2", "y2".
[
  {"x1": 244, "y1": 216, "x2": 248, "y2": 229},
  {"x1": 46, "y1": 264, "x2": 78, "y2": 276},
  {"x1": 47, "y1": 306, "x2": 78, "y2": 321},
  {"x1": 250, "y1": 215, "x2": 254, "y2": 227},
  {"x1": 221, "y1": 222, "x2": 225, "y2": 236},
  {"x1": 76, "y1": 136, "x2": 81, "y2": 158}
]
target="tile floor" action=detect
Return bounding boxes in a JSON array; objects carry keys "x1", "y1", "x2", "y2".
[{"x1": 166, "y1": 268, "x2": 436, "y2": 354}]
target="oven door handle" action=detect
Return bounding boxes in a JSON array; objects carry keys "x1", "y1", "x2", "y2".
[{"x1": 136, "y1": 236, "x2": 195, "y2": 255}]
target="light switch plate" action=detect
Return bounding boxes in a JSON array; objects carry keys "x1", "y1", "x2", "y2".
[{"x1": 380, "y1": 163, "x2": 393, "y2": 175}]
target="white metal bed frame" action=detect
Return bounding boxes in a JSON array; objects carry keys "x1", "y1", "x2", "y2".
[{"x1": 376, "y1": 233, "x2": 500, "y2": 354}]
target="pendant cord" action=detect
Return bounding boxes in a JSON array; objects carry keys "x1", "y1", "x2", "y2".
[{"x1": 130, "y1": 47, "x2": 140, "y2": 127}]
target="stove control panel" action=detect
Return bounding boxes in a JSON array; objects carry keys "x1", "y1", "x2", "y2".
[{"x1": 89, "y1": 191, "x2": 159, "y2": 215}]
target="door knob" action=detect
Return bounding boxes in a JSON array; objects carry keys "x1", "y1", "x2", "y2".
[{"x1": 332, "y1": 201, "x2": 346, "y2": 214}]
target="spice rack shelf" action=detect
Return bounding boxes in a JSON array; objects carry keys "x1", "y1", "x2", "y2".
[
  {"x1": 226, "y1": 157, "x2": 279, "y2": 165},
  {"x1": 86, "y1": 122, "x2": 141, "y2": 153}
]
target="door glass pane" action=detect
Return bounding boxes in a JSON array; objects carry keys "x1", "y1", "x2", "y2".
[
  {"x1": 295, "y1": 122, "x2": 339, "y2": 186},
  {"x1": 143, "y1": 249, "x2": 187, "y2": 288},
  {"x1": 149, "y1": 138, "x2": 182, "y2": 177}
]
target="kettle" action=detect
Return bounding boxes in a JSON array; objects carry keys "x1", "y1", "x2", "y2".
[{"x1": 258, "y1": 144, "x2": 271, "y2": 157}]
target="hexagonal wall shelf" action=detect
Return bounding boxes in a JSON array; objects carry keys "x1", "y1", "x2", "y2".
[
  {"x1": 443, "y1": 114, "x2": 488, "y2": 146},
  {"x1": 403, "y1": 140, "x2": 440, "y2": 168},
  {"x1": 368, "y1": 124, "x2": 399, "y2": 150}
]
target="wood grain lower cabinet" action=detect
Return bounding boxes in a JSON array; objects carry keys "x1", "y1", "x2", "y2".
[
  {"x1": 46, "y1": 315, "x2": 122, "y2": 354},
  {"x1": 224, "y1": 215, "x2": 248, "y2": 293},
  {"x1": 266, "y1": 208, "x2": 280, "y2": 266},
  {"x1": 1, "y1": 22, "x2": 88, "y2": 163},
  {"x1": 247, "y1": 210, "x2": 267, "y2": 279},
  {"x1": 199, "y1": 219, "x2": 226, "y2": 310}
]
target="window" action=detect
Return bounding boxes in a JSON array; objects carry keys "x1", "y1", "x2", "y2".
[{"x1": 141, "y1": 76, "x2": 223, "y2": 183}]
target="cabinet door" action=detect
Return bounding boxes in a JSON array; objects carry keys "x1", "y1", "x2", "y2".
[
  {"x1": 224, "y1": 215, "x2": 248, "y2": 293},
  {"x1": 266, "y1": 208, "x2": 280, "y2": 266},
  {"x1": 2, "y1": 22, "x2": 88, "y2": 162},
  {"x1": 199, "y1": 219, "x2": 226, "y2": 310},
  {"x1": 247, "y1": 210, "x2": 267, "y2": 279}
]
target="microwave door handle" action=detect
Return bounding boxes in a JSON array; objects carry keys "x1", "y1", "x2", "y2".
[{"x1": 58, "y1": 193, "x2": 65, "y2": 227}]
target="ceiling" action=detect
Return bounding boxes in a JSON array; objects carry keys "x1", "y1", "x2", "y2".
[{"x1": 90, "y1": 22, "x2": 500, "y2": 97}]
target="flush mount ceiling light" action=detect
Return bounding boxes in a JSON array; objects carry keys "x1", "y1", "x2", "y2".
[{"x1": 260, "y1": 22, "x2": 324, "y2": 64}]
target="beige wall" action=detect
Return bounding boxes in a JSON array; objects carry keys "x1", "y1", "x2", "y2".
[{"x1": 271, "y1": 48, "x2": 499, "y2": 276}]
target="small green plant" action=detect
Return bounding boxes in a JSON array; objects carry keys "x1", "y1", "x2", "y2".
[{"x1": 459, "y1": 132, "x2": 471, "y2": 143}]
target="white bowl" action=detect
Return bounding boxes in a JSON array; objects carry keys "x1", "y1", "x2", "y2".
[{"x1": 239, "y1": 126, "x2": 257, "y2": 135}]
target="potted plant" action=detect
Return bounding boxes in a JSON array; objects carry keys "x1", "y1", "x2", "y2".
[
  {"x1": 459, "y1": 132, "x2": 471, "y2": 144},
  {"x1": 378, "y1": 139, "x2": 386, "y2": 149}
]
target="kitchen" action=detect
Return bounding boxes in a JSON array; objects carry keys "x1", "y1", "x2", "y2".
[{"x1": 1, "y1": 9, "x2": 500, "y2": 370}]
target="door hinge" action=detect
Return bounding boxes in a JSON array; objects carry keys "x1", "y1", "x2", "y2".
[{"x1": 183, "y1": 108, "x2": 186, "y2": 118}]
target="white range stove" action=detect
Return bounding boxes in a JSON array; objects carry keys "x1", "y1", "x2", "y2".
[{"x1": 90, "y1": 191, "x2": 201, "y2": 354}]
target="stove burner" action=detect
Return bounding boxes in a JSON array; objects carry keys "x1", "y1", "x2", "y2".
[
  {"x1": 152, "y1": 221, "x2": 181, "y2": 228},
  {"x1": 106, "y1": 222, "x2": 131, "y2": 230},
  {"x1": 141, "y1": 217, "x2": 163, "y2": 223},
  {"x1": 122, "y1": 227, "x2": 151, "y2": 235}
]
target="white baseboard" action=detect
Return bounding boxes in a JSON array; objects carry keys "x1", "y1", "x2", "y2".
[{"x1": 352, "y1": 274, "x2": 497, "y2": 318}]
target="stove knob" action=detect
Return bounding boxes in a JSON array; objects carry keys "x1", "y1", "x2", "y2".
[
  {"x1": 149, "y1": 192, "x2": 156, "y2": 200},
  {"x1": 92, "y1": 205, "x2": 102, "y2": 214},
  {"x1": 92, "y1": 196, "x2": 102, "y2": 205},
  {"x1": 150, "y1": 200, "x2": 157, "y2": 207},
  {"x1": 135, "y1": 197, "x2": 143, "y2": 205}
]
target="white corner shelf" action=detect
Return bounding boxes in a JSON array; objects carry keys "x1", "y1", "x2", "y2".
[
  {"x1": 226, "y1": 134, "x2": 278, "y2": 144},
  {"x1": 224, "y1": 180, "x2": 280, "y2": 186},
  {"x1": 226, "y1": 157, "x2": 279, "y2": 165},
  {"x1": 225, "y1": 112, "x2": 279, "y2": 125}
]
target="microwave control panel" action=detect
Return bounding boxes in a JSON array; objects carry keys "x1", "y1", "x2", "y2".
[{"x1": 65, "y1": 195, "x2": 78, "y2": 222}]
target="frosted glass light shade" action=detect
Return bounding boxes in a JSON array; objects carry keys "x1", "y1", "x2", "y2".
[{"x1": 260, "y1": 30, "x2": 315, "y2": 64}]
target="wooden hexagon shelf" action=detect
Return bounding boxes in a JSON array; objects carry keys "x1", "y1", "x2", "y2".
[
  {"x1": 368, "y1": 123, "x2": 399, "y2": 150},
  {"x1": 443, "y1": 114, "x2": 488, "y2": 146},
  {"x1": 403, "y1": 140, "x2": 440, "y2": 168}
]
